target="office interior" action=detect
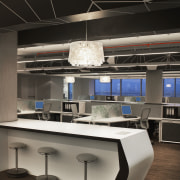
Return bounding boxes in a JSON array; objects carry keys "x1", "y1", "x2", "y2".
[{"x1": 0, "y1": 1, "x2": 180, "y2": 180}]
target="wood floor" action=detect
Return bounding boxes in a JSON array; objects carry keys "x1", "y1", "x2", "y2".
[
  {"x1": 145, "y1": 141, "x2": 180, "y2": 180},
  {"x1": 1, "y1": 141, "x2": 180, "y2": 180}
]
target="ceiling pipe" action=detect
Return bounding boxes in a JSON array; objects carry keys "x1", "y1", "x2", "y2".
[{"x1": 34, "y1": 41, "x2": 180, "y2": 57}]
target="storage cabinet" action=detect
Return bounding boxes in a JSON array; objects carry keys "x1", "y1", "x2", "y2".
[
  {"x1": 163, "y1": 106, "x2": 178, "y2": 118},
  {"x1": 62, "y1": 101, "x2": 85, "y2": 113},
  {"x1": 161, "y1": 121, "x2": 180, "y2": 143},
  {"x1": 161, "y1": 105, "x2": 180, "y2": 143}
]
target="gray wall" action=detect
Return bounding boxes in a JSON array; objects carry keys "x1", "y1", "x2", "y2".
[
  {"x1": 146, "y1": 70, "x2": 163, "y2": 104},
  {"x1": 73, "y1": 78, "x2": 91, "y2": 99},
  {"x1": 0, "y1": 32, "x2": 17, "y2": 122},
  {"x1": 18, "y1": 74, "x2": 64, "y2": 100},
  {"x1": 50, "y1": 76, "x2": 64, "y2": 99}
]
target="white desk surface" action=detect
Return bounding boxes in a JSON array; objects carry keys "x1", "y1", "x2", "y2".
[
  {"x1": 73, "y1": 116, "x2": 140, "y2": 125},
  {"x1": 18, "y1": 110, "x2": 90, "y2": 116}
]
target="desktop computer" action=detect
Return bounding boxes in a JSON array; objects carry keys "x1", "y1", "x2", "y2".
[
  {"x1": 121, "y1": 105, "x2": 137, "y2": 118},
  {"x1": 35, "y1": 101, "x2": 44, "y2": 111}
]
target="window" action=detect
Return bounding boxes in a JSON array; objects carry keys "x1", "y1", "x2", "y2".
[
  {"x1": 68, "y1": 83, "x2": 73, "y2": 100},
  {"x1": 112, "y1": 79, "x2": 120, "y2": 96},
  {"x1": 176, "y1": 78, "x2": 180, "y2": 97},
  {"x1": 142, "y1": 79, "x2": 146, "y2": 96},
  {"x1": 95, "y1": 79, "x2": 111, "y2": 95},
  {"x1": 163, "y1": 78, "x2": 175, "y2": 97},
  {"x1": 121, "y1": 79, "x2": 141, "y2": 96}
]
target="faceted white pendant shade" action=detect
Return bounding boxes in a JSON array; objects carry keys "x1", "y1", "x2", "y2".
[
  {"x1": 65, "y1": 76, "x2": 75, "y2": 83},
  {"x1": 68, "y1": 41, "x2": 104, "y2": 66},
  {"x1": 100, "y1": 76, "x2": 110, "y2": 83}
]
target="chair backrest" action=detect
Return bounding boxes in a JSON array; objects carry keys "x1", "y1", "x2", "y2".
[
  {"x1": 43, "y1": 103, "x2": 52, "y2": 113},
  {"x1": 42, "y1": 103, "x2": 52, "y2": 120},
  {"x1": 71, "y1": 104, "x2": 78, "y2": 115},
  {"x1": 140, "y1": 108, "x2": 151, "y2": 129}
]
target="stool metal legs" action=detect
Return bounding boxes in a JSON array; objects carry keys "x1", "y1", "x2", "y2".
[
  {"x1": 6, "y1": 148, "x2": 28, "y2": 178},
  {"x1": 36, "y1": 153, "x2": 58, "y2": 180},
  {"x1": 84, "y1": 161, "x2": 87, "y2": 180}
]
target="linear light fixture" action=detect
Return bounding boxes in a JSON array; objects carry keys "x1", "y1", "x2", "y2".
[{"x1": 17, "y1": 57, "x2": 65, "y2": 63}]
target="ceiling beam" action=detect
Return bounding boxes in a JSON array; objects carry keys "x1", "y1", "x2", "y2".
[{"x1": 18, "y1": 7, "x2": 180, "y2": 46}]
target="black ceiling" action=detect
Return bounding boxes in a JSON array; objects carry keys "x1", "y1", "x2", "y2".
[{"x1": 1, "y1": 0, "x2": 180, "y2": 34}]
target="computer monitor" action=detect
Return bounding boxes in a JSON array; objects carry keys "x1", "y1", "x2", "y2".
[
  {"x1": 136, "y1": 97, "x2": 141, "y2": 102},
  {"x1": 121, "y1": 105, "x2": 132, "y2": 115},
  {"x1": 35, "y1": 101, "x2": 44, "y2": 110}
]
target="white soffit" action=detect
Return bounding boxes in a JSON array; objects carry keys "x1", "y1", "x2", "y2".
[{"x1": 18, "y1": 32, "x2": 180, "y2": 56}]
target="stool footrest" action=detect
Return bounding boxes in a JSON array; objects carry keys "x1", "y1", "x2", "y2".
[
  {"x1": 6, "y1": 168, "x2": 28, "y2": 178},
  {"x1": 36, "y1": 175, "x2": 58, "y2": 180}
]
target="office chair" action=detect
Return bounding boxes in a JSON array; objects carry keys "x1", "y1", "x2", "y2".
[
  {"x1": 135, "y1": 108, "x2": 151, "y2": 129},
  {"x1": 71, "y1": 104, "x2": 81, "y2": 122},
  {"x1": 38, "y1": 103, "x2": 52, "y2": 121}
]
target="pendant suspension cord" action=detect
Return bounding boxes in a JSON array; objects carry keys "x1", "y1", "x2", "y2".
[{"x1": 86, "y1": 21, "x2": 88, "y2": 41}]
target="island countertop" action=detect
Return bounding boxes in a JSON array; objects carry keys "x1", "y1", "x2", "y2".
[{"x1": 0, "y1": 119, "x2": 154, "y2": 180}]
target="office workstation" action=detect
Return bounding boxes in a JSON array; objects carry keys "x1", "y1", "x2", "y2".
[{"x1": 0, "y1": 1, "x2": 180, "y2": 180}]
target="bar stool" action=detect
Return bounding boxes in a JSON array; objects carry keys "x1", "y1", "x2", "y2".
[
  {"x1": 6, "y1": 142, "x2": 28, "y2": 178},
  {"x1": 76, "y1": 153, "x2": 97, "y2": 180},
  {"x1": 37, "y1": 147, "x2": 58, "y2": 180}
]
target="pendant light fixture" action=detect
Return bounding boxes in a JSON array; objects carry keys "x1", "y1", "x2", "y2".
[
  {"x1": 65, "y1": 76, "x2": 75, "y2": 83},
  {"x1": 100, "y1": 75, "x2": 111, "y2": 83},
  {"x1": 68, "y1": 21, "x2": 104, "y2": 66}
]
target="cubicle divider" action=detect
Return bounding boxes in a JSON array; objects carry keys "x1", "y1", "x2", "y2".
[
  {"x1": 17, "y1": 99, "x2": 35, "y2": 111},
  {"x1": 91, "y1": 104, "x2": 121, "y2": 120}
]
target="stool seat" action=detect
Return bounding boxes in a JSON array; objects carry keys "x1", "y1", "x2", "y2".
[
  {"x1": 77, "y1": 153, "x2": 97, "y2": 163},
  {"x1": 9, "y1": 142, "x2": 26, "y2": 149},
  {"x1": 38, "y1": 147, "x2": 56, "y2": 155}
]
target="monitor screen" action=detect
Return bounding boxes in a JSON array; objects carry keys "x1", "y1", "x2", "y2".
[
  {"x1": 35, "y1": 101, "x2": 44, "y2": 110},
  {"x1": 136, "y1": 97, "x2": 141, "y2": 102},
  {"x1": 121, "y1": 105, "x2": 132, "y2": 115},
  {"x1": 90, "y1": 95, "x2": 94, "y2": 100}
]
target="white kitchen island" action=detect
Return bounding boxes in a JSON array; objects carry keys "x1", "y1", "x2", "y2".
[{"x1": 0, "y1": 119, "x2": 154, "y2": 180}]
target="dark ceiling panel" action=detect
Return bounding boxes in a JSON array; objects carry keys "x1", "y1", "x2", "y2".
[
  {"x1": 18, "y1": 21, "x2": 85, "y2": 46},
  {"x1": 0, "y1": 0, "x2": 38, "y2": 22},
  {"x1": 88, "y1": 7, "x2": 180, "y2": 40},
  {"x1": 52, "y1": 0, "x2": 90, "y2": 17},
  {"x1": 26, "y1": 0, "x2": 55, "y2": 20},
  {"x1": 0, "y1": 4, "x2": 23, "y2": 27}
]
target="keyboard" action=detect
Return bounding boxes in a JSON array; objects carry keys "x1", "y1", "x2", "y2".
[
  {"x1": 123, "y1": 115, "x2": 137, "y2": 118},
  {"x1": 35, "y1": 109, "x2": 43, "y2": 112}
]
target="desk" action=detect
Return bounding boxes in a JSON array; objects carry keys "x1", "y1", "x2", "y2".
[
  {"x1": 73, "y1": 116, "x2": 140, "y2": 126},
  {"x1": 18, "y1": 110, "x2": 91, "y2": 122}
]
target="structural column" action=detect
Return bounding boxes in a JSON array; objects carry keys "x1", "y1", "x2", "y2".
[
  {"x1": 0, "y1": 32, "x2": 17, "y2": 122},
  {"x1": 146, "y1": 70, "x2": 163, "y2": 104}
]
